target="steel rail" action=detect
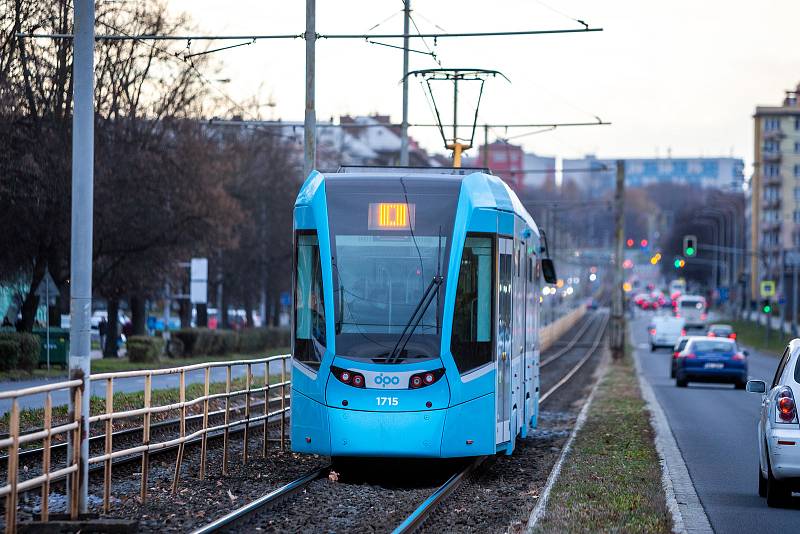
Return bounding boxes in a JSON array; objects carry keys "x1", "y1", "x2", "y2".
[
  {"x1": 540, "y1": 312, "x2": 599, "y2": 367},
  {"x1": 540, "y1": 311, "x2": 609, "y2": 403},
  {"x1": 189, "y1": 464, "x2": 331, "y2": 534},
  {"x1": 391, "y1": 456, "x2": 486, "y2": 534}
]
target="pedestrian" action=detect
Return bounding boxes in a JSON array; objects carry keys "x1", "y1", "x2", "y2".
[{"x1": 98, "y1": 317, "x2": 108, "y2": 351}]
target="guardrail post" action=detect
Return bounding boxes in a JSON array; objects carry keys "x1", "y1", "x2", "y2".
[
  {"x1": 172, "y1": 370, "x2": 186, "y2": 494},
  {"x1": 268, "y1": 362, "x2": 269, "y2": 458},
  {"x1": 42, "y1": 392, "x2": 52, "y2": 522},
  {"x1": 200, "y1": 367, "x2": 210, "y2": 480},
  {"x1": 281, "y1": 357, "x2": 286, "y2": 451},
  {"x1": 243, "y1": 364, "x2": 251, "y2": 465},
  {"x1": 104, "y1": 378, "x2": 113, "y2": 512},
  {"x1": 140, "y1": 374, "x2": 152, "y2": 502},
  {"x1": 70, "y1": 387, "x2": 82, "y2": 519},
  {"x1": 223, "y1": 366, "x2": 231, "y2": 476},
  {"x1": 5, "y1": 398, "x2": 19, "y2": 534}
]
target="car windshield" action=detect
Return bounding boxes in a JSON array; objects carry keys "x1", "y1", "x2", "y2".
[
  {"x1": 680, "y1": 300, "x2": 704, "y2": 309},
  {"x1": 326, "y1": 176, "x2": 460, "y2": 361},
  {"x1": 710, "y1": 326, "x2": 732, "y2": 334},
  {"x1": 692, "y1": 340, "x2": 735, "y2": 353}
]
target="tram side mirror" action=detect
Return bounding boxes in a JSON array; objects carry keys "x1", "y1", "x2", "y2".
[
  {"x1": 746, "y1": 380, "x2": 766, "y2": 394},
  {"x1": 541, "y1": 258, "x2": 557, "y2": 284}
]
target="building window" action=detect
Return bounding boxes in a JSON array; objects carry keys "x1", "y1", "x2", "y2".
[
  {"x1": 795, "y1": 142, "x2": 800, "y2": 154},
  {"x1": 795, "y1": 164, "x2": 800, "y2": 177},
  {"x1": 765, "y1": 118, "x2": 781, "y2": 131},
  {"x1": 795, "y1": 187, "x2": 800, "y2": 202},
  {"x1": 493, "y1": 151, "x2": 507, "y2": 163},
  {"x1": 795, "y1": 117, "x2": 800, "y2": 131},
  {"x1": 764, "y1": 140, "x2": 780, "y2": 153},
  {"x1": 765, "y1": 164, "x2": 780, "y2": 177},
  {"x1": 794, "y1": 211, "x2": 800, "y2": 224}
]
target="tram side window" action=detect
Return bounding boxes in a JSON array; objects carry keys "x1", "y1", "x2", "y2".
[
  {"x1": 451, "y1": 236, "x2": 493, "y2": 373},
  {"x1": 295, "y1": 233, "x2": 326, "y2": 370}
]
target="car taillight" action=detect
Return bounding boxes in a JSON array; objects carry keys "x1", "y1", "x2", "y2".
[
  {"x1": 675, "y1": 313, "x2": 681, "y2": 318},
  {"x1": 673, "y1": 351, "x2": 679, "y2": 359},
  {"x1": 707, "y1": 332, "x2": 716, "y2": 337},
  {"x1": 729, "y1": 333, "x2": 737, "y2": 340},
  {"x1": 701, "y1": 313, "x2": 707, "y2": 320},
  {"x1": 649, "y1": 328, "x2": 656, "y2": 335},
  {"x1": 732, "y1": 352, "x2": 746, "y2": 361},
  {"x1": 331, "y1": 366, "x2": 366, "y2": 388},
  {"x1": 680, "y1": 352, "x2": 696, "y2": 359},
  {"x1": 409, "y1": 368, "x2": 445, "y2": 389},
  {"x1": 680, "y1": 329, "x2": 686, "y2": 336},
  {"x1": 777, "y1": 388, "x2": 797, "y2": 423}
]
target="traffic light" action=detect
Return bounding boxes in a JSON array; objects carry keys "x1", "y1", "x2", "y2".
[
  {"x1": 762, "y1": 299, "x2": 772, "y2": 314},
  {"x1": 640, "y1": 239, "x2": 648, "y2": 248},
  {"x1": 626, "y1": 238, "x2": 634, "y2": 247},
  {"x1": 683, "y1": 235, "x2": 697, "y2": 257},
  {"x1": 673, "y1": 258, "x2": 685, "y2": 269}
]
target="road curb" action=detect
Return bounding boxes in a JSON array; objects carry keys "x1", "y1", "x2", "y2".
[
  {"x1": 525, "y1": 348, "x2": 609, "y2": 532},
  {"x1": 632, "y1": 345, "x2": 714, "y2": 534}
]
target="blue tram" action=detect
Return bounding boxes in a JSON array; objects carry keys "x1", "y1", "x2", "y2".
[{"x1": 290, "y1": 167, "x2": 552, "y2": 458}]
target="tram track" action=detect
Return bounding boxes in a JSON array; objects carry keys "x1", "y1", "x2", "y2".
[{"x1": 186, "y1": 310, "x2": 609, "y2": 534}]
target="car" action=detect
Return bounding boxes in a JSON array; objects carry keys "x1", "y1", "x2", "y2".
[
  {"x1": 706, "y1": 323, "x2": 736, "y2": 340},
  {"x1": 649, "y1": 315, "x2": 686, "y2": 352},
  {"x1": 675, "y1": 294, "x2": 707, "y2": 328},
  {"x1": 746, "y1": 339, "x2": 800, "y2": 507},
  {"x1": 671, "y1": 336, "x2": 691, "y2": 378},
  {"x1": 674, "y1": 336, "x2": 747, "y2": 388}
]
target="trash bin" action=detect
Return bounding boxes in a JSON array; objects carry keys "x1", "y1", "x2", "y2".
[{"x1": 33, "y1": 328, "x2": 70, "y2": 369}]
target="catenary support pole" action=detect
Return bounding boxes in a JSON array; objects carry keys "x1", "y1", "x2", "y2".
[
  {"x1": 611, "y1": 160, "x2": 625, "y2": 361},
  {"x1": 303, "y1": 0, "x2": 316, "y2": 178},
  {"x1": 68, "y1": 0, "x2": 94, "y2": 513},
  {"x1": 399, "y1": 0, "x2": 411, "y2": 166}
]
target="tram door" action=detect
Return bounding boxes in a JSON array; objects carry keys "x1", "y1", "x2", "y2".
[{"x1": 496, "y1": 237, "x2": 513, "y2": 444}]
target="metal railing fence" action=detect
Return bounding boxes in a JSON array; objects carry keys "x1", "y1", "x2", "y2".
[{"x1": 0, "y1": 354, "x2": 291, "y2": 534}]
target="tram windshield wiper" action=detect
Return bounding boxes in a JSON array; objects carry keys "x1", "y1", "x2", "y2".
[{"x1": 387, "y1": 275, "x2": 443, "y2": 364}]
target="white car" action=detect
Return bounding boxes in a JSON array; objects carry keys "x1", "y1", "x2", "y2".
[
  {"x1": 747, "y1": 339, "x2": 800, "y2": 507},
  {"x1": 649, "y1": 316, "x2": 685, "y2": 352}
]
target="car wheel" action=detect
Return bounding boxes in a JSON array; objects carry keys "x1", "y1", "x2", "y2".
[
  {"x1": 650, "y1": 344, "x2": 656, "y2": 352},
  {"x1": 670, "y1": 365, "x2": 676, "y2": 379},
  {"x1": 759, "y1": 464, "x2": 768, "y2": 498},
  {"x1": 735, "y1": 380, "x2": 746, "y2": 390},
  {"x1": 676, "y1": 378, "x2": 688, "y2": 388},
  {"x1": 766, "y1": 455, "x2": 792, "y2": 507}
]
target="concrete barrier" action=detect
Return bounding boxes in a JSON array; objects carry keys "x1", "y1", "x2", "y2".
[{"x1": 539, "y1": 305, "x2": 587, "y2": 352}]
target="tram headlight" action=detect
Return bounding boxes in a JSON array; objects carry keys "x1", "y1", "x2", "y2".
[
  {"x1": 409, "y1": 368, "x2": 445, "y2": 389},
  {"x1": 331, "y1": 366, "x2": 366, "y2": 388}
]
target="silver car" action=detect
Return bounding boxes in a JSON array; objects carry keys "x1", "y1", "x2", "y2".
[{"x1": 747, "y1": 339, "x2": 800, "y2": 507}]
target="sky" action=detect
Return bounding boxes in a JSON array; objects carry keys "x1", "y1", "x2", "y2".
[{"x1": 167, "y1": 0, "x2": 800, "y2": 168}]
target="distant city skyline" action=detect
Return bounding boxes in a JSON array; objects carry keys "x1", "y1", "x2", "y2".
[{"x1": 168, "y1": 0, "x2": 800, "y2": 173}]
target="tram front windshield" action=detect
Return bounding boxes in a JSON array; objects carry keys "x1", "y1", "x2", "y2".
[{"x1": 326, "y1": 176, "x2": 460, "y2": 362}]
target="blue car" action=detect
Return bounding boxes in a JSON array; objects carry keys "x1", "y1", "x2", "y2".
[{"x1": 674, "y1": 336, "x2": 748, "y2": 389}]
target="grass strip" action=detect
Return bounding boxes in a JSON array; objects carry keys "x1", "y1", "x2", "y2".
[
  {"x1": 534, "y1": 346, "x2": 672, "y2": 534},
  {"x1": 0, "y1": 347, "x2": 289, "y2": 382},
  {"x1": 724, "y1": 319, "x2": 788, "y2": 357}
]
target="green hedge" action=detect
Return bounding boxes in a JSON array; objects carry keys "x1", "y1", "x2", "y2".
[
  {"x1": 169, "y1": 327, "x2": 289, "y2": 358},
  {"x1": 127, "y1": 336, "x2": 164, "y2": 363},
  {"x1": 0, "y1": 333, "x2": 40, "y2": 372}
]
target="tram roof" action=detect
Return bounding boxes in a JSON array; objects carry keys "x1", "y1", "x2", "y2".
[{"x1": 298, "y1": 168, "x2": 540, "y2": 239}]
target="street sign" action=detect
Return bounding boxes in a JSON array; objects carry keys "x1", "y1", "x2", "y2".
[
  {"x1": 718, "y1": 287, "x2": 729, "y2": 303},
  {"x1": 760, "y1": 280, "x2": 776, "y2": 298},
  {"x1": 190, "y1": 258, "x2": 208, "y2": 304},
  {"x1": 35, "y1": 271, "x2": 58, "y2": 304}
]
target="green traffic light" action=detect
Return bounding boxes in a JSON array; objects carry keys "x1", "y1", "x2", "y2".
[
  {"x1": 764, "y1": 305, "x2": 772, "y2": 313},
  {"x1": 673, "y1": 259, "x2": 681, "y2": 269},
  {"x1": 685, "y1": 246, "x2": 695, "y2": 256}
]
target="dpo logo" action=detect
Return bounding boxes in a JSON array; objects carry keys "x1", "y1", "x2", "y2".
[{"x1": 374, "y1": 373, "x2": 400, "y2": 388}]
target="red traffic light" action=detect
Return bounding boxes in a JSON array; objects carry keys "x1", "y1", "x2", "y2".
[
  {"x1": 640, "y1": 239, "x2": 648, "y2": 247},
  {"x1": 626, "y1": 238, "x2": 634, "y2": 247}
]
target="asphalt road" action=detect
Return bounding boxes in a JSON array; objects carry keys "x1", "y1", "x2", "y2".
[{"x1": 633, "y1": 311, "x2": 800, "y2": 532}]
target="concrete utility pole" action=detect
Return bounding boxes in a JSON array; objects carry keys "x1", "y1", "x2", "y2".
[
  {"x1": 399, "y1": 0, "x2": 411, "y2": 166},
  {"x1": 611, "y1": 160, "x2": 625, "y2": 361},
  {"x1": 68, "y1": 0, "x2": 94, "y2": 513},
  {"x1": 304, "y1": 0, "x2": 316, "y2": 178}
]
